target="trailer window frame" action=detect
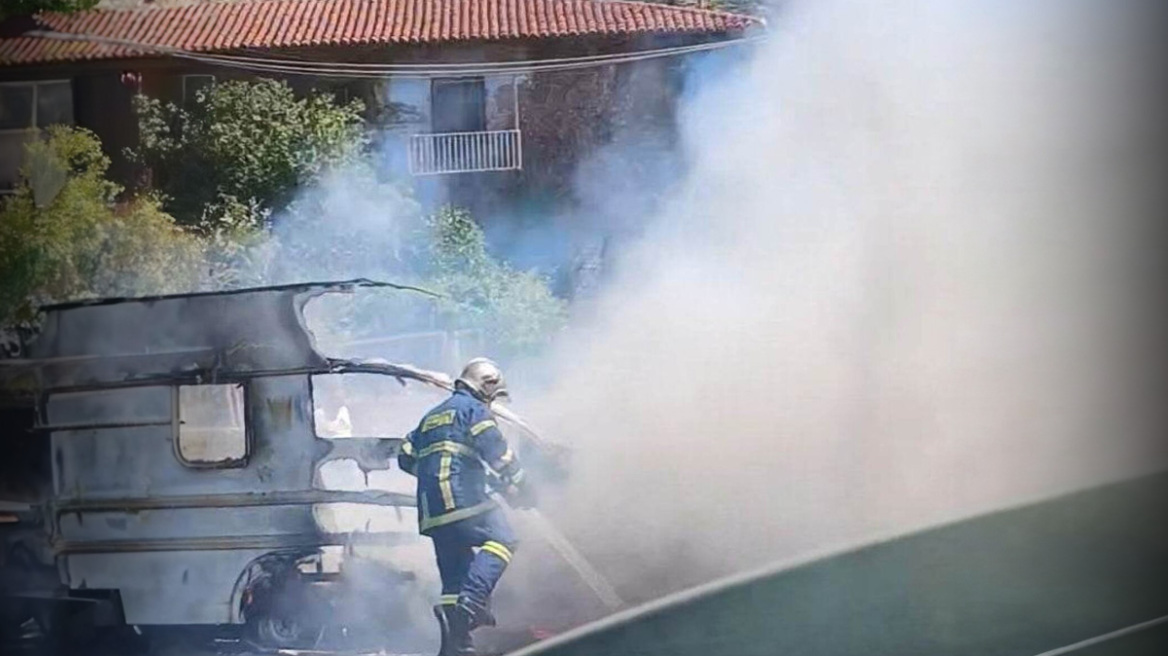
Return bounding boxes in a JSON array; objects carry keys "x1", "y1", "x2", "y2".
[{"x1": 172, "y1": 382, "x2": 250, "y2": 469}]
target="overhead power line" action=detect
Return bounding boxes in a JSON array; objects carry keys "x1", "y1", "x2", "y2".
[{"x1": 24, "y1": 30, "x2": 764, "y2": 79}]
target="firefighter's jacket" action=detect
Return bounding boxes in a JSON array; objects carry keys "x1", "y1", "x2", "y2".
[{"x1": 397, "y1": 388, "x2": 525, "y2": 534}]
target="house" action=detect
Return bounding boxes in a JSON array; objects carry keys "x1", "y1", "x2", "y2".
[{"x1": 0, "y1": 0, "x2": 760, "y2": 213}]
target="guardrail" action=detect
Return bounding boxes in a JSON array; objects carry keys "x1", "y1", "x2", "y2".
[{"x1": 408, "y1": 129, "x2": 522, "y2": 175}]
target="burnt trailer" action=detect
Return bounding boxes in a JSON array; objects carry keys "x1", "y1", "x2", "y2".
[{"x1": 0, "y1": 280, "x2": 478, "y2": 650}]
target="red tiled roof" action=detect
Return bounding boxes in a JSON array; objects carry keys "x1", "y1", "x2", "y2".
[{"x1": 1, "y1": 0, "x2": 758, "y2": 66}]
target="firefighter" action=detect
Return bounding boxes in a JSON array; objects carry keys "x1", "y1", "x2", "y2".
[{"x1": 398, "y1": 357, "x2": 535, "y2": 656}]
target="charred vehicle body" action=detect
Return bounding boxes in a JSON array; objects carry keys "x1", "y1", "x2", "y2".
[{"x1": 0, "y1": 279, "x2": 547, "y2": 651}]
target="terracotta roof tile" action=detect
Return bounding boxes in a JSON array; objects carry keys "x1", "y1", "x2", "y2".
[{"x1": 1, "y1": 0, "x2": 758, "y2": 65}]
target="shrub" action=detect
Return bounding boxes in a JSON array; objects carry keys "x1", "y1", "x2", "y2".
[
  {"x1": 420, "y1": 207, "x2": 567, "y2": 358},
  {"x1": 131, "y1": 78, "x2": 367, "y2": 228},
  {"x1": 0, "y1": 126, "x2": 204, "y2": 326}
]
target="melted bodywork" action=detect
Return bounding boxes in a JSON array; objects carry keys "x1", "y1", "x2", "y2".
[
  {"x1": 0, "y1": 279, "x2": 437, "y2": 393},
  {"x1": 0, "y1": 279, "x2": 554, "y2": 635}
]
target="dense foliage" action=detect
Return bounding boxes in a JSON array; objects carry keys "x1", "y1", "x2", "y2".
[
  {"x1": 272, "y1": 197, "x2": 567, "y2": 359},
  {"x1": 131, "y1": 79, "x2": 367, "y2": 228},
  {"x1": 420, "y1": 207, "x2": 567, "y2": 358},
  {"x1": 1, "y1": 79, "x2": 565, "y2": 360},
  {"x1": 0, "y1": 0, "x2": 97, "y2": 19},
  {"x1": 0, "y1": 127, "x2": 204, "y2": 326}
]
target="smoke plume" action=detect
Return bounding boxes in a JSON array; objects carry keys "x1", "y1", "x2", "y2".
[
  {"x1": 266, "y1": 0, "x2": 1166, "y2": 640},
  {"x1": 509, "y1": 0, "x2": 1166, "y2": 608}
]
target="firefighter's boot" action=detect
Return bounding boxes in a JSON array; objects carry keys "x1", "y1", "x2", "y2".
[
  {"x1": 472, "y1": 601, "x2": 497, "y2": 629},
  {"x1": 432, "y1": 605, "x2": 451, "y2": 656},
  {"x1": 446, "y1": 605, "x2": 477, "y2": 656}
]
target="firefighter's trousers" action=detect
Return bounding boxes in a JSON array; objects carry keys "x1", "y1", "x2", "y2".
[{"x1": 430, "y1": 508, "x2": 517, "y2": 616}]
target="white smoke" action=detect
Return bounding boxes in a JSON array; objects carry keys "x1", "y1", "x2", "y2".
[
  {"x1": 511, "y1": 0, "x2": 1165, "y2": 604},
  {"x1": 256, "y1": 0, "x2": 1166, "y2": 637}
]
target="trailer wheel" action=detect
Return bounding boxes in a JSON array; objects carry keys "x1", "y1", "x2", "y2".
[
  {"x1": 238, "y1": 550, "x2": 326, "y2": 650},
  {"x1": 249, "y1": 611, "x2": 324, "y2": 650}
]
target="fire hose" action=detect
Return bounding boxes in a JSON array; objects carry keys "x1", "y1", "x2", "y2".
[
  {"x1": 345, "y1": 359, "x2": 625, "y2": 611},
  {"x1": 487, "y1": 486, "x2": 624, "y2": 612},
  {"x1": 485, "y1": 407, "x2": 625, "y2": 610}
]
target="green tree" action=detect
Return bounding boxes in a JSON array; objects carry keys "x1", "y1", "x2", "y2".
[
  {"x1": 270, "y1": 193, "x2": 565, "y2": 359},
  {"x1": 131, "y1": 78, "x2": 366, "y2": 228},
  {"x1": 420, "y1": 207, "x2": 567, "y2": 358},
  {"x1": 0, "y1": 126, "x2": 205, "y2": 327},
  {"x1": 0, "y1": 0, "x2": 96, "y2": 19}
]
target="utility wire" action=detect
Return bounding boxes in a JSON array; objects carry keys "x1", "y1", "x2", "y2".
[
  {"x1": 26, "y1": 29, "x2": 760, "y2": 75},
  {"x1": 24, "y1": 30, "x2": 764, "y2": 78},
  {"x1": 176, "y1": 41, "x2": 752, "y2": 78},
  {"x1": 145, "y1": 37, "x2": 758, "y2": 69}
]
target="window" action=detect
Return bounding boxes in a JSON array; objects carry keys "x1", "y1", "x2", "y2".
[
  {"x1": 430, "y1": 78, "x2": 486, "y2": 133},
  {"x1": 1, "y1": 80, "x2": 73, "y2": 191},
  {"x1": 182, "y1": 75, "x2": 215, "y2": 105},
  {"x1": 175, "y1": 384, "x2": 247, "y2": 466},
  {"x1": 312, "y1": 374, "x2": 447, "y2": 439},
  {"x1": 0, "y1": 85, "x2": 34, "y2": 131},
  {"x1": 0, "y1": 81, "x2": 73, "y2": 130},
  {"x1": 316, "y1": 80, "x2": 363, "y2": 105},
  {"x1": 36, "y1": 82, "x2": 73, "y2": 127},
  {"x1": 384, "y1": 78, "x2": 430, "y2": 130}
]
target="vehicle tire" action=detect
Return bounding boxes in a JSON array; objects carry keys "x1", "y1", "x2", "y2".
[{"x1": 248, "y1": 611, "x2": 324, "y2": 651}]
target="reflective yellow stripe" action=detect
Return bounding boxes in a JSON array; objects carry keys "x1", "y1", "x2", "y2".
[
  {"x1": 509, "y1": 468, "x2": 526, "y2": 484},
  {"x1": 439, "y1": 594, "x2": 459, "y2": 606},
  {"x1": 419, "y1": 500, "x2": 496, "y2": 532},
  {"x1": 400, "y1": 439, "x2": 415, "y2": 456},
  {"x1": 490, "y1": 451, "x2": 516, "y2": 474},
  {"x1": 418, "y1": 440, "x2": 478, "y2": 459},
  {"x1": 438, "y1": 453, "x2": 455, "y2": 511},
  {"x1": 480, "y1": 541, "x2": 513, "y2": 564},
  {"x1": 421, "y1": 410, "x2": 456, "y2": 432},
  {"x1": 470, "y1": 419, "x2": 497, "y2": 437}
]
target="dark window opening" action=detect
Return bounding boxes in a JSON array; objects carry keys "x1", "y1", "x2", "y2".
[
  {"x1": 182, "y1": 75, "x2": 215, "y2": 105},
  {"x1": 0, "y1": 85, "x2": 34, "y2": 131},
  {"x1": 0, "y1": 404, "x2": 47, "y2": 502},
  {"x1": 35, "y1": 81, "x2": 74, "y2": 128},
  {"x1": 1, "y1": 80, "x2": 73, "y2": 192},
  {"x1": 431, "y1": 78, "x2": 486, "y2": 133}
]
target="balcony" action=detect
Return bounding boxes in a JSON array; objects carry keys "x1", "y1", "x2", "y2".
[{"x1": 408, "y1": 129, "x2": 522, "y2": 176}]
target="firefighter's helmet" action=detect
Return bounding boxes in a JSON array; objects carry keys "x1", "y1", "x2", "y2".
[{"x1": 456, "y1": 357, "x2": 509, "y2": 402}]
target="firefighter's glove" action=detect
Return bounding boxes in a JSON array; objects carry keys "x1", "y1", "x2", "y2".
[{"x1": 504, "y1": 479, "x2": 538, "y2": 510}]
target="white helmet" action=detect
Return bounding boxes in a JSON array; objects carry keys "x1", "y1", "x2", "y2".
[{"x1": 456, "y1": 357, "x2": 508, "y2": 402}]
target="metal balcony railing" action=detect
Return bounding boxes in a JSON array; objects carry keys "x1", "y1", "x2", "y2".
[{"x1": 408, "y1": 129, "x2": 522, "y2": 175}]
